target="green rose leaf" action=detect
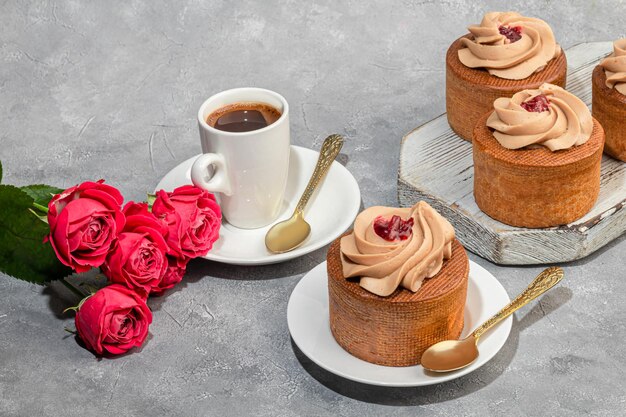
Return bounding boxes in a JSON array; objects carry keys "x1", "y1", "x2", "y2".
[
  {"x1": 20, "y1": 184, "x2": 64, "y2": 208},
  {"x1": 0, "y1": 184, "x2": 72, "y2": 284}
]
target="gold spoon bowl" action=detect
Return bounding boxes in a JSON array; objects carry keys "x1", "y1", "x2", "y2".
[{"x1": 421, "y1": 266, "x2": 564, "y2": 372}]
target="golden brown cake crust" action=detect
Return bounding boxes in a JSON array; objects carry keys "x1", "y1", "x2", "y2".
[
  {"x1": 472, "y1": 113, "x2": 605, "y2": 228},
  {"x1": 592, "y1": 65, "x2": 626, "y2": 161},
  {"x1": 327, "y1": 236, "x2": 469, "y2": 367},
  {"x1": 446, "y1": 35, "x2": 567, "y2": 141}
]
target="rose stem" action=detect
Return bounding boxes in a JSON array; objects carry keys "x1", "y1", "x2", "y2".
[
  {"x1": 59, "y1": 278, "x2": 87, "y2": 298},
  {"x1": 32, "y1": 202, "x2": 49, "y2": 213}
]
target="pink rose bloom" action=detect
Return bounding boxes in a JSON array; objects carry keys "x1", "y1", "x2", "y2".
[
  {"x1": 75, "y1": 284, "x2": 152, "y2": 355},
  {"x1": 152, "y1": 185, "x2": 221, "y2": 263},
  {"x1": 102, "y1": 202, "x2": 169, "y2": 296},
  {"x1": 122, "y1": 201, "x2": 168, "y2": 236},
  {"x1": 150, "y1": 255, "x2": 188, "y2": 296},
  {"x1": 47, "y1": 180, "x2": 125, "y2": 273}
]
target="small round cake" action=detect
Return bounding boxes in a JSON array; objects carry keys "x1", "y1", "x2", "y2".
[
  {"x1": 592, "y1": 39, "x2": 626, "y2": 161},
  {"x1": 327, "y1": 202, "x2": 469, "y2": 367},
  {"x1": 446, "y1": 12, "x2": 567, "y2": 141},
  {"x1": 473, "y1": 83, "x2": 605, "y2": 228}
]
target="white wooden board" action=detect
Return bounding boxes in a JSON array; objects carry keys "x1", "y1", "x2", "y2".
[{"x1": 398, "y1": 42, "x2": 626, "y2": 265}]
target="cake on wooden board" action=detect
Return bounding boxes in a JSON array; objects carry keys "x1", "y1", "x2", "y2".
[
  {"x1": 446, "y1": 12, "x2": 567, "y2": 141},
  {"x1": 592, "y1": 39, "x2": 626, "y2": 162},
  {"x1": 473, "y1": 84, "x2": 605, "y2": 228}
]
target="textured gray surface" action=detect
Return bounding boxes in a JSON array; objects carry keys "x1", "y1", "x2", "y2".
[{"x1": 1, "y1": 1, "x2": 625, "y2": 416}]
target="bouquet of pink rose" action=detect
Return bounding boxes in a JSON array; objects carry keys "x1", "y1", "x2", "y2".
[{"x1": 0, "y1": 161, "x2": 221, "y2": 356}]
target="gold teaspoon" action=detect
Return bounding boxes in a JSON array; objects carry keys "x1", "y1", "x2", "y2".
[
  {"x1": 265, "y1": 134, "x2": 344, "y2": 253},
  {"x1": 265, "y1": 135, "x2": 343, "y2": 253},
  {"x1": 421, "y1": 266, "x2": 564, "y2": 373}
]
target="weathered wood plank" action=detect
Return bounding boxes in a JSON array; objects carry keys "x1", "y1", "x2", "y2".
[{"x1": 398, "y1": 42, "x2": 625, "y2": 265}]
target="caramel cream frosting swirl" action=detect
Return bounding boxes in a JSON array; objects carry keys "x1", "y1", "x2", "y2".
[
  {"x1": 486, "y1": 83, "x2": 593, "y2": 151},
  {"x1": 340, "y1": 201, "x2": 455, "y2": 297},
  {"x1": 458, "y1": 12, "x2": 561, "y2": 80},
  {"x1": 599, "y1": 38, "x2": 626, "y2": 95}
]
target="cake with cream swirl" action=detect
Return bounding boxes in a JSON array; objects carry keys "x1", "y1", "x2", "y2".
[
  {"x1": 473, "y1": 83, "x2": 605, "y2": 228},
  {"x1": 446, "y1": 11, "x2": 567, "y2": 141},
  {"x1": 327, "y1": 201, "x2": 469, "y2": 367},
  {"x1": 487, "y1": 83, "x2": 593, "y2": 151},
  {"x1": 592, "y1": 39, "x2": 626, "y2": 161},
  {"x1": 458, "y1": 12, "x2": 561, "y2": 80}
]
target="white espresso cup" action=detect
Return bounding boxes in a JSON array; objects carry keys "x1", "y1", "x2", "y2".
[{"x1": 191, "y1": 88, "x2": 290, "y2": 229}]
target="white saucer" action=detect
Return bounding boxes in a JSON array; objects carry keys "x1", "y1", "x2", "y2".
[
  {"x1": 287, "y1": 261, "x2": 512, "y2": 387},
  {"x1": 155, "y1": 146, "x2": 361, "y2": 265}
]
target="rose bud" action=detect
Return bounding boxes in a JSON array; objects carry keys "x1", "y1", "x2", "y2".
[
  {"x1": 74, "y1": 284, "x2": 152, "y2": 356},
  {"x1": 102, "y1": 202, "x2": 169, "y2": 296},
  {"x1": 121, "y1": 201, "x2": 152, "y2": 218},
  {"x1": 47, "y1": 180, "x2": 125, "y2": 273},
  {"x1": 122, "y1": 201, "x2": 168, "y2": 236},
  {"x1": 150, "y1": 255, "x2": 188, "y2": 296},
  {"x1": 152, "y1": 185, "x2": 221, "y2": 262}
]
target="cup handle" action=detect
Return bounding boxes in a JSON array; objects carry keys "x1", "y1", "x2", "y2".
[{"x1": 190, "y1": 153, "x2": 233, "y2": 196}]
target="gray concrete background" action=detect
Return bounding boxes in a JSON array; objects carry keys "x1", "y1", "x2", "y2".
[{"x1": 1, "y1": 1, "x2": 625, "y2": 416}]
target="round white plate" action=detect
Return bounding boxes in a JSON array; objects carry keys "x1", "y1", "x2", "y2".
[
  {"x1": 287, "y1": 260, "x2": 512, "y2": 387},
  {"x1": 155, "y1": 145, "x2": 361, "y2": 265}
]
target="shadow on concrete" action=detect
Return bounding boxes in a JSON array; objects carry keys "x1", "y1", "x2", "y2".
[
  {"x1": 42, "y1": 283, "x2": 77, "y2": 320},
  {"x1": 183, "y1": 245, "x2": 329, "y2": 282},
  {"x1": 292, "y1": 286, "x2": 572, "y2": 405},
  {"x1": 147, "y1": 245, "x2": 328, "y2": 311},
  {"x1": 42, "y1": 270, "x2": 108, "y2": 319}
]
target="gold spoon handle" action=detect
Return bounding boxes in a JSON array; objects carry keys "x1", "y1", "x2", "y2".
[
  {"x1": 293, "y1": 134, "x2": 344, "y2": 215},
  {"x1": 472, "y1": 266, "x2": 564, "y2": 340}
]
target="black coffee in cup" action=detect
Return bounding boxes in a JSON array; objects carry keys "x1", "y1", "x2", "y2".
[{"x1": 207, "y1": 102, "x2": 282, "y2": 133}]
